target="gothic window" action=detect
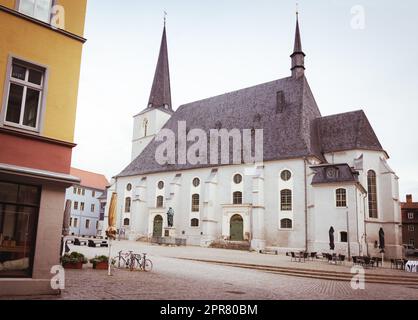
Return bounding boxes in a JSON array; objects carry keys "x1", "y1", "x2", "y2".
[
  {"x1": 233, "y1": 191, "x2": 243, "y2": 205},
  {"x1": 280, "y1": 218, "x2": 292, "y2": 229},
  {"x1": 125, "y1": 197, "x2": 131, "y2": 213},
  {"x1": 280, "y1": 189, "x2": 292, "y2": 211},
  {"x1": 191, "y1": 194, "x2": 200, "y2": 212},
  {"x1": 367, "y1": 170, "x2": 378, "y2": 218},
  {"x1": 336, "y1": 188, "x2": 347, "y2": 207},
  {"x1": 156, "y1": 196, "x2": 164, "y2": 208}
]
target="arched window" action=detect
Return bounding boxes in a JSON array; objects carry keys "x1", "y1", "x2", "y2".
[
  {"x1": 280, "y1": 218, "x2": 293, "y2": 229},
  {"x1": 191, "y1": 218, "x2": 199, "y2": 227},
  {"x1": 367, "y1": 170, "x2": 378, "y2": 218},
  {"x1": 233, "y1": 174, "x2": 242, "y2": 184},
  {"x1": 233, "y1": 191, "x2": 243, "y2": 205},
  {"x1": 126, "y1": 183, "x2": 132, "y2": 191},
  {"x1": 143, "y1": 118, "x2": 149, "y2": 137},
  {"x1": 192, "y1": 178, "x2": 200, "y2": 187},
  {"x1": 158, "y1": 181, "x2": 164, "y2": 190},
  {"x1": 124, "y1": 197, "x2": 131, "y2": 213},
  {"x1": 156, "y1": 196, "x2": 164, "y2": 208},
  {"x1": 123, "y1": 218, "x2": 130, "y2": 226},
  {"x1": 340, "y1": 231, "x2": 348, "y2": 243},
  {"x1": 191, "y1": 194, "x2": 200, "y2": 212},
  {"x1": 280, "y1": 189, "x2": 292, "y2": 211},
  {"x1": 336, "y1": 188, "x2": 347, "y2": 207}
]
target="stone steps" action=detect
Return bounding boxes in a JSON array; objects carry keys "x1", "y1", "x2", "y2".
[{"x1": 209, "y1": 240, "x2": 251, "y2": 251}]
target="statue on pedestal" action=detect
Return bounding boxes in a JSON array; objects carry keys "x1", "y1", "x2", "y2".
[{"x1": 167, "y1": 207, "x2": 174, "y2": 228}]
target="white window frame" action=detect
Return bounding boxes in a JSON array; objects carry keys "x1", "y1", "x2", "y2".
[
  {"x1": 408, "y1": 225, "x2": 415, "y2": 232},
  {"x1": 408, "y1": 212, "x2": 414, "y2": 220},
  {"x1": 279, "y1": 218, "x2": 293, "y2": 230},
  {"x1": 335, "y1": 188, "x2": 348, "y2": 208},
  {"x1": 1, "y1": 56, "x2": 48, "y2": 133},
  {"x1": 16, "y1": 0, "x2": 55, "y2": 24}
]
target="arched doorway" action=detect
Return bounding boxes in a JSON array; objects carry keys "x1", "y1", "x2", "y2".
[
  {"x1": 153, "y1": 215, "x2": 163, "y2": 237},
  {"x1": 230, "y1": 214, "x2": 244, "y2": 241}
]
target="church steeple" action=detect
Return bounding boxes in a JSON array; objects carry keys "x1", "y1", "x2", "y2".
[
  {"x1": 148, "y1": 22, "x2": 172, "y2": 110},
  {"x1": 291, "y1": 11, "x2": 306, "y2": 78}
]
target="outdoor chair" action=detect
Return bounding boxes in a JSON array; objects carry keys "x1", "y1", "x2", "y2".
[
  {"x1": 310, "y1": 252, "x2": 318, "y2": 260},
  {"x1": 303, "y1": 252, "x2": 309, "y2": 262},
  {"x1": 338, "y1": 255, "x2": 346, "y2": 265},
  {"x1": 290, "y1": 252, "x2": 297, "y2": 262}
]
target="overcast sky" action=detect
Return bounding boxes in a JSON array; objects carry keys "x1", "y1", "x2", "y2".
[{"x1": 72, "y1": 0, "x2": 418, "y2": 198}]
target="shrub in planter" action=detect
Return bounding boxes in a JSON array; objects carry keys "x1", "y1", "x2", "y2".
[
  {"x1": 61, "y1": 252, "x2": 88, "y2": 269},
  {"x1": 89, "y1": 255, "x2": 110, "y2": 270}
]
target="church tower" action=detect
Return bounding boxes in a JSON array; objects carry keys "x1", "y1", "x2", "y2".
[
  {"x1": 131, "y1": 23, "x2": 174, "y2": 161},
  {"x1": 290, "y1": 12, "x2": 306, "y2": 78}
]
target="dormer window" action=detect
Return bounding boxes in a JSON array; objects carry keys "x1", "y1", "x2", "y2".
[{"x1": 18, "y1": 0, "x2": 54, "y2": 23}]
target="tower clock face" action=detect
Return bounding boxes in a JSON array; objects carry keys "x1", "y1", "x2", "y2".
[{"x1": 326, "y1": 167, "x2": 337, "y2": 178}]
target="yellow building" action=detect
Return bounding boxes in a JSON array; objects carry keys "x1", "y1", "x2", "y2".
[{"x1": 0, "y1": 0, "x2": 87, "y2": 296}]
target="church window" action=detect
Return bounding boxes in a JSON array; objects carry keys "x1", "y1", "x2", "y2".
[
  {"x1": 367, "y1": 170, "x2": 378, "y2": 218},
  {"x1": 158, "y1": 181, "x2": 164, "y2": 190},
  {"x1": 126, "y1": 183, "x2": 132, "y2": 191},
  {"x1": 143, "y1": 119, "x2": 149, "y2": 137},
  {"x1": 233, "y1": 191, "x2": 243, "y2": 205},
  {"x1": 233, "y1": 174, "x2": 242, "y2": 184},
  {"x1": 280, "y1": 218, "x2": 292, "y2": 229},
  {"x1": 280, "y1": 189, "x2": 292, "y2": 211},
  {"x1": 281, "y1": 170, "x2": 292, "y2": 181},
  {"x1": 156, "y1": 196, "x2": 164, "y2": 208},
  {"x1": 340, "y1": 232, "x2": 348, "y2": 243},
  {"x1": 124, "y1": 218, "x2": 130, "y2": 226},
  {"x1": 191, "y1": 194, "x2": 200, "y2": 212},
  {"x1": 191, "y1": 218, "x2": 199, "y2": 227},
  {"x1": 125, "y1": 197, "x2": 131, "y2": 213},
  {"x1": 336, "y1": 188, "x2": 347, "y2": 207},
  {"x1": 192, "y1": 178, "x2": 200, "y2": 187}
]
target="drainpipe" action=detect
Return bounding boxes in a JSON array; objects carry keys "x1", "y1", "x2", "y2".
[
  {"x1": 363, "y1": 193, "x2": 369, "y2": 256},
  {"x1": 355, "y1": 186, "x2": 360, "y2": 255},
  {"x1": 304, "y1": 157, "x2": 308, "y2": 251}
]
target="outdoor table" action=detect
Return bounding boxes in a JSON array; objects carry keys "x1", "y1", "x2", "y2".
[{"x1": 405, "y1": 260, "x2": 418, "y2": 273}]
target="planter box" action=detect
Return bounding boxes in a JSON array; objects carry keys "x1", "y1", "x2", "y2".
[
  {"x1": 63, "y1": 262, "x2": 83, "y2": 269},
  {"x1": 93, "y1": 262, "x2": 109, "y2": 270}
]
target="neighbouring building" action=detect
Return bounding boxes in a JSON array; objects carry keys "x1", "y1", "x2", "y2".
[
  {"x1": 65, "y1": 168, "x2": 109, "y2": 237},
  {"x1": 108, "y1": 16, "x2": 402, "y2": 259},
  {"x1": 0, "y1": 0, "x2": 87, "y2": 296},
  {"x1": 401, "y1": 195, "x2": 418, "y2": 248}
]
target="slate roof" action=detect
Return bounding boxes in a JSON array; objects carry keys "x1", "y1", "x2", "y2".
[{"x1": 311, "y1": 163, "x2": 360, "y2": 185}]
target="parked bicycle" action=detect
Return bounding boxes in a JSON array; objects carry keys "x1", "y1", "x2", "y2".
[{"x1": 112, "y1": 251, "x2": 153, "y2": 272}]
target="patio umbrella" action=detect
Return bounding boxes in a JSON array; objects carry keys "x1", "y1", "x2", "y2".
[
  {"x1": 106, "y1": 192, "x2": 118, "y2": 276},
  {"x1": 329, "y1": 227, "x2": 335, "y2": 251},
  {"x1": 60, "y1": 200, "x2": 72, "y2": 256},
  {"x1": 379, "y1": 228, "x2": 385, "y2": 253}
]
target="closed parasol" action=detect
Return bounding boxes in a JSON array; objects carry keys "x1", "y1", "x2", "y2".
[
  {"x1": 329, "y1": 226, "x2": 335, "y2": 251},
  {"x1": 60, "y1": 199, "x2": 72, "y2": 256},
  {"x1": 106, "y1": 192, "x2": 118, "y2": 276}
]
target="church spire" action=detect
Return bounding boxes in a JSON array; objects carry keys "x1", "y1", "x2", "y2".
[
  {"x1": 148, "y1": 21, "x2": 172, "y2": 110},
  {"x1": 291, "y1": 10, "x2": 306, "y2": 78}
]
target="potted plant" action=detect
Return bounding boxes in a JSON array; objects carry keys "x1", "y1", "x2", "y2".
[
  {"x1": 89, "y1": 255, "x2": 110, "y2": 270},
  {"x1": 61, "y1": 252, "x2": 88, "y2": 269}
]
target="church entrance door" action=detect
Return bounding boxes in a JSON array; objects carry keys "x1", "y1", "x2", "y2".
[
  {"x1": 153, "y1": 215, "x2": 163, "y2": 237},
  {"x1": 230, "y1": 214, "x2": 244, "y2": 241}
]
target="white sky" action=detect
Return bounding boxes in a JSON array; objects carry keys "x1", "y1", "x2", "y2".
[{"x1": 72, "y1": 0, "x2": 418, "y2": 199}]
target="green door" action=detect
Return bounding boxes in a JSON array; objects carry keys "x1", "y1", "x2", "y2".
[
  {"x1": 230, "y1": 215, "x2": 244, "y2": 241},
  {"x1": 153, "y1": 215, "x2": 163, "y2": 237}
]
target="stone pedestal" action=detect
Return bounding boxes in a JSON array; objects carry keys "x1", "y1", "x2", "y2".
[{"x1": 164, "y1": 227, "x2": 176, "y2": 238}]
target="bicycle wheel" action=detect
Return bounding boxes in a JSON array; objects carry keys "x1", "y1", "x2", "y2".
[
  {"x1": 113, "y1": 256, "x2": 125, "y2": 269},
  {"x1": 144, "y1": 259, "x2": 153, "y2": 272}
]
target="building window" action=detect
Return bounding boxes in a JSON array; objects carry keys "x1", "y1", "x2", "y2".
[
  {"x1": 233, "y1": 191, "x2": 243, "y2": 205},
  {"x1": 82, "y1": 189, "x2": 85, "y2": 196},
  {"x1": 73, "y1": 218, "x2": 78, "y2": 228},
  {"x1": 156, "y1": 196, "x2": 164, "y2": 208},
  {"x1": 191, "y1": 218, "x2": 199, "y2": 227},
  {"x1": 158, "y1": 181, "x2": 164, "y2": 190},
  {"x1": 233, "y1": 174, "x2": 242, "y2": 184},
  {"x1": 408, "y1": 225, "x2": 415, "y2": 232},
  {"x1": 74, "y1": 201, "x2": 79, "y2": 210},
  {"x1": 70, "y1": 217, "x2": 73, "y2": 227},
  {"x1": 340, "y1": 232, "x2": 348, "y2": 243},
  {"x1": 73, "y1": 187, "x2": 76, "y2": 194},
  {"x1": 143, "y1": 118, "x2": 149, "y2": 137},
  {"x1": 96, "y1": 221, "x2": 99, "y2": 230},
  {"x1": 4, "y1": 59, "x2": 46, "y2": 130},
  {"x1": 192, "y1": 178, "x2": 200, "y2": 187},
  {"x1": 280, "y1": 189, "x2": 292, "y2": 211},
  {"x1": 280, "y1": 218, "x2": 292, "y2": 229},
  {"x1": 126, "y1": 184, "x2": 132, "y2": 191},
  {"x1": 91, "y1": 204, "x2": 95, "y2": 212},
  {"x1": 367, "y1": 170, "x2": 378, "y2": 218},
  {"x1": 191, "y1": 194, "x2": 200, "y2": 212},
  {"x1": 85, "y1": 219, "x2": 90, "y2": 229},
  {"x1": 0, "y1": 182, "x2": 42, "y2": 278},
  {"x1": 80, "y1": 202, "x2": 85, "y2": 211},
  {"x1": 408, "y1": 212, "x2": 414, "y2": 220},
  {"x1": 18, "y1": 0, "x2": 53, "y2": 23},
  {"x1": 92, "y1": 190, "x2": 96, "y2": 197},
  {"x1": 336, "y1": 188, "x2": 347, "y2": 207},
  {"x1": 77, "y1": 188, "x2": 81, "y2": 195},
  {"x1": 410, "y1": 239, "x2": 416, "y2": 247},
  {"x1": 124, "y1": 218, "x2": 130, "y2": 226},
  {"x1": 124, "y1": 197, "x2": 131, "y2": 213},
  {"x1": 281, "y1": 170, "x2": 292, "y2": 182}
]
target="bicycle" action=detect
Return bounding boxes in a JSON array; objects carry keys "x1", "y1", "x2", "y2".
[
  {"x1": 139, "y1": 253, "x2": 153, "y2": 272},
  {"x1": 113, "y1": 250, "x2": 134, "y2": 269}
]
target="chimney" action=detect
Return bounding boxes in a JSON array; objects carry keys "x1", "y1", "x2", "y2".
[{"x1": 406, "y1": 194, "x2": 413, "y2": 203}]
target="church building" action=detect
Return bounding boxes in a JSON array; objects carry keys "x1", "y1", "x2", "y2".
[{"x1": 109, "y1": 16, "x2": 402, "y2": 258}]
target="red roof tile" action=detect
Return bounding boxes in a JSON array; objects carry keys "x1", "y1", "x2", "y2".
[{"x1": 70, "y1": 168, "x2": 109, "y2": 191}]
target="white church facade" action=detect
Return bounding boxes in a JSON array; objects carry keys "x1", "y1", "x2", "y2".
[{"x1": 105, "y1": 17, "x2": 402, "y2": 259}]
